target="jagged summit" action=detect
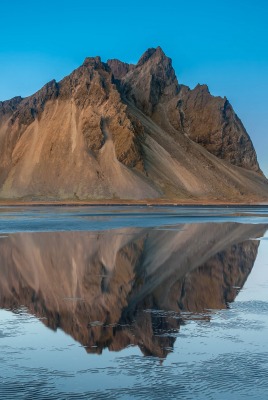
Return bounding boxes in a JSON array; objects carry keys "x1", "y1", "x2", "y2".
[
  {"x1": 107, "y1": 47, "x2": 169, "y2": 75},
  {"x1": 82, "y1": 56, "x2": 102, "y2": 67},
  {"x1": 0, "y1": 47, "x2": 267, "y2": 202},
  {"x1": 110, "y1": 47, "x2": 179, "y2": 115},
  {"x1": 137, "y1": 46, "x2": 167, "y2": 65}
]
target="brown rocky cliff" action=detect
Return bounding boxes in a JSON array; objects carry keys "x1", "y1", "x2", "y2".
[
  {"x1": 0, "y1": 96, "x2": 23, "y2": 118},
  {"x1": 0, "y1": 47, "x2": 268, "y2": 201},
  {"x1": 111, "y1": 47, "x2": 261, "y2": 174},
  {"x1": 107, "y1": 59, "x2": 135, "y2": 80},
  {"x1": 0, "y1": 55, "x2": 155, "y2": 200},
  {"x1": 177, "y1": 84, "x2": 261, "y2": 173},
  {"x1": 117, "y1": 46, "x2": 179, "y2": 116}
]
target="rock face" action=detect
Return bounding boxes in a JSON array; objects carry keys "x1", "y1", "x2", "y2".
[
  {"x1": 176, "y1": 84, "x2": 260, "y2": 172},
  {"x1": 0, "y1": 47, "x2": 268, "y2": 201},
  {"x1": 106, "y1": 59, "x2": 135, "y2": 80},
  {"x1": 0, "y1": 223, "x2": 266, "y2": 357}
]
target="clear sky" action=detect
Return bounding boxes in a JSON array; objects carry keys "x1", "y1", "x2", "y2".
[{"x1": 0, "y1": 0, "x2": 267, "y2": 175}]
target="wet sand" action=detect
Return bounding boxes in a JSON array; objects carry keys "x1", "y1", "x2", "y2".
[{"x1": 0, "y1": 199, "x2": 268, "y2": 207}]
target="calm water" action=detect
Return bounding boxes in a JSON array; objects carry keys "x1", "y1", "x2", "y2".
[{"x1": 0, "y1": 206, "x2": 268, "y2": 399}]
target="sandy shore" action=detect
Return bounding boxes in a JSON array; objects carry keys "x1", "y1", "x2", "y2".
[{"x1": 0, "y1": 199, "x2": 267, "y2": 207}]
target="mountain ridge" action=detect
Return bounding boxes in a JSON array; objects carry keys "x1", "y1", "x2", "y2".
[{"x1": 0, "y1": 47, "x2": 267, "y2": 202}]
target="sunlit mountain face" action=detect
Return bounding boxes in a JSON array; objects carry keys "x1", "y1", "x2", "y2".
[{"x1": 1, "y1": 48, "x2": 268, "y2": 203}]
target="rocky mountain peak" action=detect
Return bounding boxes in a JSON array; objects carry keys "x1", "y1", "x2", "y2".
[
  {"x1": 117, "y1": 46, "x2": 178, "y2": 115},
  {"x1": 0, "y1": 96, "x2": 23, "y2": 118},
  {"x1": 135, "y1": 46, "x2": 176, "y2": 84},
  {"x1": 194, "y1": 83, "x2": 210, "y2": 93},
  {"x1": 0, "y1": 47, "x2": 267, "y2": 201},
  {"x1": 137, "y1": 46, "x2": 167, "y2": 66},
  {"x1": 82, "y1": 56, "x2": 103, "y2": 68}
]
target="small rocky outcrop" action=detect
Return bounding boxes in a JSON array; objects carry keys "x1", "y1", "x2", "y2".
[
  {"x1": 0, "y1": 96, "x2": 23, "y2": 118},
  {"x1": 107, "y1": 59, "x2": 135, "y2": 80}
]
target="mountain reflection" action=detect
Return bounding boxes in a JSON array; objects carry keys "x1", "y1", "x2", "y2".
[{"x1": 0, "y1": 222, "x2": 267, "y2": 358}]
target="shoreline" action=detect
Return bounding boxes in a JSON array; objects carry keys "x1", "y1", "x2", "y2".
[{"x1": 0, "y1": 199, "x2": 268, "y2": 207}]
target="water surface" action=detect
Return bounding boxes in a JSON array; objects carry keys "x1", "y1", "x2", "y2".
[{"x1": 0, "y1": 206, "x2": 268, "y2": 399}]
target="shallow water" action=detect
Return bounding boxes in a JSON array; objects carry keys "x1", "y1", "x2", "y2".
[{"x1": 0, "y1": 206, "x2": 268, "y2": 399}]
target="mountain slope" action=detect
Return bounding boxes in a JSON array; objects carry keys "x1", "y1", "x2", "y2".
[
  {"x1": 0, "y1": 47, "x2": 267, "y2": 202},
  {"x1": 109, "y1": 47, "x2": 261, "y2": 173}
]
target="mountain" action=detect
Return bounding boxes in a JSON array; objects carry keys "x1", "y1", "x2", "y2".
[
  {"x1": 0, "y1": 47, "x2": 268, "y2": 202},
  {"x1": 0, "y1": 223, "x2": 266, "y2": 357}
]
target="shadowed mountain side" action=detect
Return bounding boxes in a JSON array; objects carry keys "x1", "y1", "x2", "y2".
[
  {"x1": 110, "y1": 47, "x2": 261, "y2": 174},
  {"x1": 0, "y1": 223, "x2": 266, "y2": 357},
  {"x1": 125, "y1": 103, "x2": 268, "y2": 200},
  {"x1": 0, "y1": 47, "x2": 268, "y2": 201}
]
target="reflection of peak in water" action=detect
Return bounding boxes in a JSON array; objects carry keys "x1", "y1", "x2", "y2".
[{"x1": 0, "y1": 222, "x2": 266, "y2": 358}]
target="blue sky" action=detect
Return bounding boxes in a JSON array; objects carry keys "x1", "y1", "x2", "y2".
[{"x1": 0, "y1": 0, "x2": 267, "y2": 175}]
